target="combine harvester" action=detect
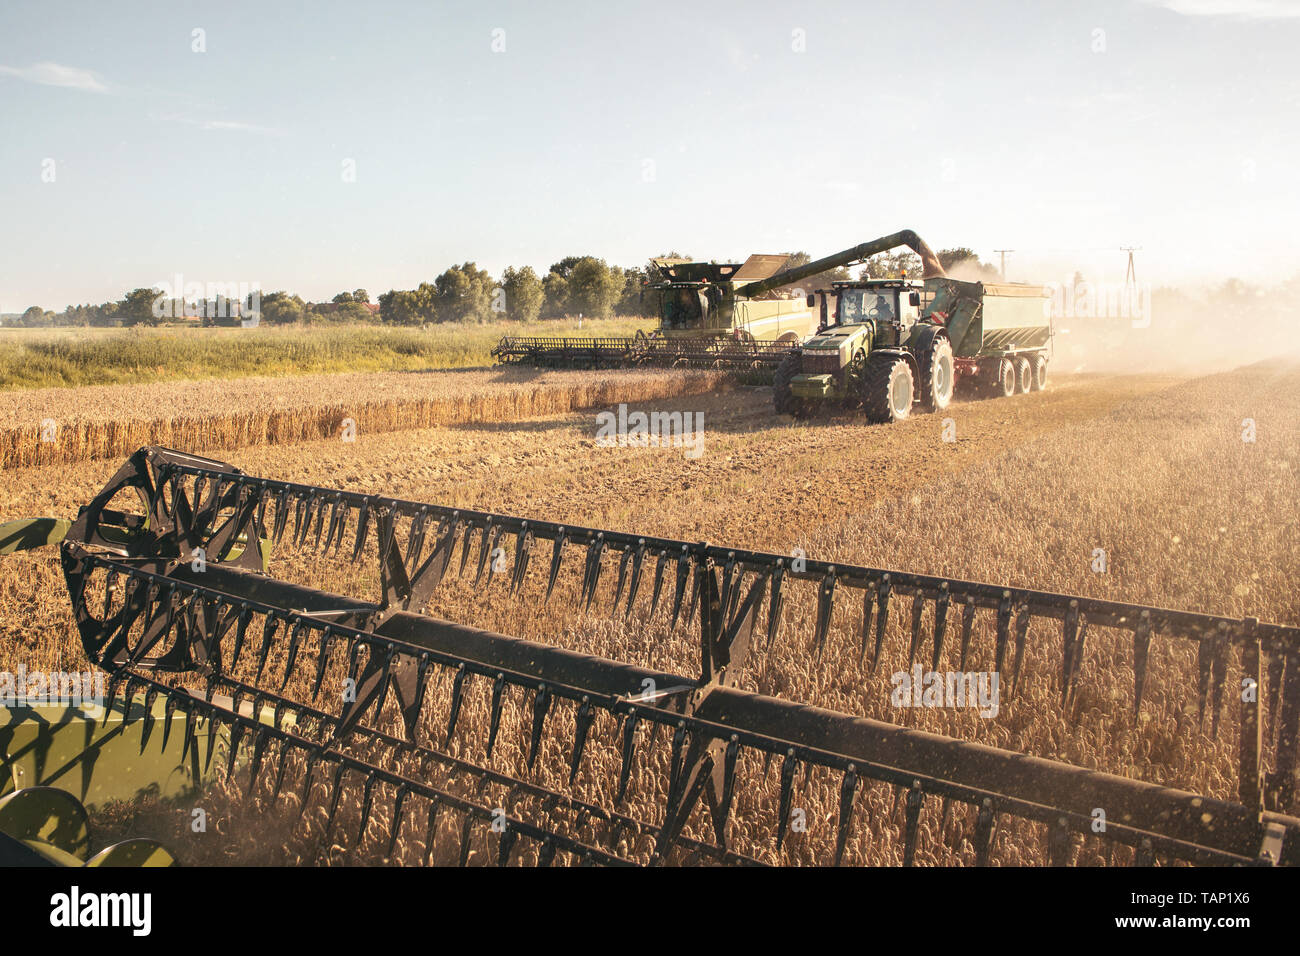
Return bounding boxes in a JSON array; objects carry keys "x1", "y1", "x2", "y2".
[
  {"x1": 491, "y1": 230, "x2": 948, "y2": 373},
  {"x1": 3, "y1": 446, "x2": 1299, "y2": 866}
]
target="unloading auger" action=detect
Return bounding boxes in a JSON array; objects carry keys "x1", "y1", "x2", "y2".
[{"x1": 26, "y1": 447, "x2": 1300, "y2": 865}]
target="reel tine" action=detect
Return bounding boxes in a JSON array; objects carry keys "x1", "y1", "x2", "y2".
[
  {"x1": 527, "y1": 684, "x2": 551, "y2": 769},
  {"x1": 387, "y1": 786, "x2": 410, "y2": 860},
  {"x1": 509, "y1": 527, "x2": 531, "y2": 597},
  {"x1": 835, "y1": 765, "x2": 858, "y2": 866},
  {"x1": 537, "y1": 838, "x2": 557, "y2": 868},
  {"x1": 1011, "y1": 605, "x2": 1030, "y2": 697},
  {"x1": 958, "y1": 598, "x2": 976, "y2": 672},
  {"x1": 401, "y1": 655, "x2": 433, "y2": 742},
  {"x1": 994, "y1": 591, "x2": 1013, "y2": 677},
  {"x1": 545, "y1": 532, "x2": 566, "y2": 603},
  {"x1": 767, "y1": 564, "x2": 785, "y2": 649},
  {"x1": 161, "y1": 692, "x2": 180, "y2": 755},
  {"x1": 624, "y1": 540, "x2": 646, "y2": 619},
  {"x1": 649, "y1": 549, "x2": 669, "y2": 618},
  {"x1": 497, "y1": 827, "x2": 518, "y2": 867},
  {"x1": 139, "y1": 685, "x2": 159, "y2": 755},
  {"x1": 311, "y1": 627, "x2": 335, "y2": 703},
  {"x1": 271, "y1": 490, "x2": 291, "y2": 548},
  {"x1": 907, "y1": 594, "x2": 925, "y2": 668},
  {"x1": 356, "y1": 773, "x2": 378, "y2": 848},
  {"x1": 312, "y1": 494, "x2": 328, "y2": 552},
  {"x1": 903, "y1": 780, "x2": 923, "y2": 867},
  {"x1": 1197, "y1": 634, "x2": 1212, "y2": 729},
  {"x1": 813, "y1": 568, "x2": 836, "y2": 659},
  {"x1": 611, "y1": 548, "x2": 631, "y2": 613},
  {"x1": 669, "y1": 549, "x2": 691, "y2": 632},
  {"x1": 712, "y1": 735, "x2": 740, "y2": 846},
  {"x1": 406, "y1": 509, "x2": 428, "y2": 573},
  {"x1": 859, "y1": 584, "x2": 875, "y2": 661},
  {"x1": 932, "y1": 584, "x2": 950, "y2": 671},
  {"x1": 1211, "y1": 624, "x2": 1229, "y2": 739},
  {"x1": 458, "y1": 523, "x2": 474, "y2": 577},
  {"x1": 473, "y1": 521, "x2": 493, "y2": 589},
  {"x1": 581, "y1": 534, "x2": 605, "y2": 611},
  {"x1": 293, "y1": 494, "x2": 310, "y2": 549},
  {"x1": 1133, "y1": 611, "x2": 1152, "y2": 717},
  {"x1": 445, "y1": 664, "x2": 468, "y2": 748},
  {"x1": 248, "y1": 726, "x2": 271, "y2": 794},
  {"x1": 776, "y1": 748, "x2": 797, "y2": 851},
  {"x1": 323, "y1": 496, "x2": 342, "y2": 555},
  {"x1": 485, "y1": 526, "x2": 506, "y2": 588},
  {"x1": 281, "y1": 622, "x2": 304, "y2": 692},
  {"x1": 351, "y1": 500, "x2": 371, "y2": 565},
  {"x1": 871, "y1": 575, "x2": 892, "y2": 674},
  {"x1": 424, "y1": 801, "x2": 442, "y2": 867},
  {"x1": 332, "y1": 501, "x2": 350, "y2": 554},
  {"x1": 323, "y1": 762, "x2": 347, "y2": 842},
  {"x1": 486, "y1": 673, "x2": 507, "y2": 758},
  {"x1": 617, "y1": 712, "x2": 640, "y2": 804},
  {"x1": 255, "y1": 614, "x2": 279, "y2": 683},
  {"x1": 457, "y1": 814, "x2": 475, "y2": 867},
  {"x1": 569, "y1": 697, "x2": 595, "y2": 785}
]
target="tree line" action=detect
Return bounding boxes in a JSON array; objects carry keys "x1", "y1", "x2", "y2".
[{"x1": 6, "y1": 248, "x2": 1004, "y2": 328}]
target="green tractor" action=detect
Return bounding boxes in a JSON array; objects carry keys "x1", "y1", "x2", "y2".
[{"x1": 774, "y1": 279, "x2": 954, "y2": 423}]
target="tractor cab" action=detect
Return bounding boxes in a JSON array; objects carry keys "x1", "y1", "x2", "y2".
[{"x1": 815, "y1": 279, "x2": 928, "y2": 334}]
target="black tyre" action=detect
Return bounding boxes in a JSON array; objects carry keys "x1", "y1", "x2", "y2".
[
  {"x1": 997, "y1": 358, "x2": 1016, "y2": 398},
  {"x1": 842, "y1": 349, "x2": 867, "y2": 410},
  {"x1": 862, "y1": 353, "x2": 914, "y2": 424},
  {"x1": 1031, "y1": 353, "x2": 1048, "y2": 391},
  {"x1": 1015, "y1": 356, "x2": 1032, "y2": 394},
  {"x1": 774, "y1": 351, "x2": 800, "y2": 416},
  {"x1": 918, "y1": 335, "x2": 955, "y2": 412}
]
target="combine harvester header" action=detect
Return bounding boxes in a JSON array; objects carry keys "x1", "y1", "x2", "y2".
[{"x1": 4, "y1": 446, "x2": 1299, "y2": 866}]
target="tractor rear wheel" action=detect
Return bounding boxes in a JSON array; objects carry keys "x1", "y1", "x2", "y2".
[
  {"x1": 1015, "y1": 356, "x2": 1032, "y2": 394},
  {"x1": 1031, "y1": 353, "x2": 1048, "y2": 391},
  {"x1": 997, "y1": 358, "x2": 1016, "y2": 398},
  {"x1": 918, "y1": 335, "x2": 955, "y2": 412},
  {"x1": 774, "y1": 351, "x2": 800, "y2": 416},
  {"x1": 862, "y1": 354, "x2": 914, "y2": 424}
]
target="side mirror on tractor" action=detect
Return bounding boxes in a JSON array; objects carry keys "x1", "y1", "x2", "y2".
[
  {"x1": 806, "y1": 294, "x2": 816, "y2": 308},
  {"x1": 909, "y1": 292, "x2": 921, "y2": 307}
]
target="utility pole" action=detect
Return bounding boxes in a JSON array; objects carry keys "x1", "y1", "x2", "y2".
[
  {"x1": 994, "y1": 249, "x2": 1014, "y2": 280},
  {"x1": 1121, "y1": 246, "x2": 1140, "y2": 287}
]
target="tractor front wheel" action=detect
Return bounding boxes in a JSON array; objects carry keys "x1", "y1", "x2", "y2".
[
  {"x1": 863, "y1": 354, "x2": 914, "y2": 424},
  {"x1": 918, "y1": 335, "x2": 955, "y2": 412}
]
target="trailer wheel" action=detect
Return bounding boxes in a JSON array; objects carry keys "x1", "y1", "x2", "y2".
[
  {"x1": 863, "y1": 354, "x2": 914, "y2": 424},
  {"x1": 773, "y1": 352, "x2": 800, "y2": 416},
  {"x1": 1015, "y1": 356, "x2": 1032, "y2": 394},
  {"x1": 918, "y1": 335, "x2": 955, "y2": 412},
  {"x1": 997, "y1": 359, "x2": 1016, "y2": 398},
  {"x1": 1031, "y1": 353, "x2": 1048, "y2": 391}
]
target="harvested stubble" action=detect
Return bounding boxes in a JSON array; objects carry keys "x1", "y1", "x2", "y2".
[{"x1": 0, "y1": 367, "x2": 728, "y2": 469}]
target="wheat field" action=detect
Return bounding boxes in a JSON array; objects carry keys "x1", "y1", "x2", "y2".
[{"x1": 3, "y1": 361, "x2": 1297, "y2": 865}]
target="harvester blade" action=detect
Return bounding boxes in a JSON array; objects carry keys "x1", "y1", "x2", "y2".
[
  {"x1": 323, "y1": 763, "x2": 347, "y2": 842},
  {"x1": 356, "y1": 773, "x2": 378, "y2": 848},
  {"x1": 424, "y1": 802, "x2": 442, "y2": 866},
  {"x1": 907, "y1": 594, "x2": 925, "y2": 668},
  {"x1": 181, "y1": 703, "x2": 197, "y2": 767},
  {"x1": 958, "y1": 599, "x2": 976, "y2": 671},
  {"x1": 139, "y1": 686, "x2": 159, "y2": 755},
  {"x1": 624, "y1": 541, "x2": 646, "y2": 619},
  {"x1": 871, "y1": 576, "x2": 892, "y2": 674},
  {"x1": 445, "y1": 665, "x2": 467, "y2": 747},
  {"x1": 650, "y1": 550, "x2": 669, "y2": 618},
  {"x1": 248, "y1": 726, "x2": 270, "y2": 792},
  {"x1": 473, "y1": 522, "x2": 493, "y2": 589},
  {"x1": 509, "y1": 528, "x2": 531, "y2": 597},
  {"x1": 903, "y1": 781, "x2": 923, "y2": 867},
  {"x1": 281, "y1": 622, "x2": 304, "y2": 692},
  {"x1": 545, "y1": 533, "x2": 566, "y2": 603},
  {"x1": 1197, "y1": 637, "x2": 1212, "y2": 729},
  {"x1": 611, "y1": 548, "x2": 631, "y2": 613},
  {"x1": 350, "y1": 501, "x2": 371, "y2": 565},
  {"x1": 776, "y1": 749, "x2": 797, "y2": 851},
  {"x1": 617, "y1": 712, "x2": 640, "y2": 804},
  {"x1": 835, "y1": 766, "x2": 859, "y2": 867},
  {"x1": 311, "y1": 627, "x2": 334, "y2": 702},
  {"x1": 293, "y1": 494, "x2": 311, "y2": 549},
  {"x1": 766, "y1": 565, "x2": 785, "y2": 649},
  {"x1": 484, "y1": 526, "x2": 507, "y2": 588},
  {"x1": 537, "y1": 838, "x2": 557, "y2": 868},
  {"x1": 497, "y1": 827, "x2": 518, "y2": 867},
  {"x1": 457, "y1": 523, "x2": 474, "y2": 577},
  {"x1": 331, "y1": 502, "x2": 350, "y2": 555},
  {"x1": 859, "y1": 587, "x2": 875, "y2": 661},
  {"x1": 1133, "y1": 612, "x2": 1153, "y2": 717},
  {"x1": 669, "y1": 550, "x2": 691, "y2": 632},
  {"x1": 271, "y1": 490, "x2": 291, "y2": 547},
  {"x1": 255, "y1": 614, "x2": 279, "y2": 683},
  {"x1": 406, "y1": 510, "x2": 428, "y2": 573},
  {"x1": 580, "y1": 534, "x2": 605, "y2": 611},
  {"x1": 683, "y1": 560, "x2": 703, "y2": 628},
  {"x1": 814, "y1": 569, "x2": 837, "y2": 659},
  {"x1": 457, "y1": 814, "x2": 474, "y2": 867},
  {"x1": 203, "y1": 713, "x2": 219, "y2": 775},
  {"x1": 1211, "y1": 626, "x2": 1229, "y2": 739},
  {"x1": 932, "y1": 585, "x2": 950, "y2": 671},
  {"x1": 1011, "y1": 605, "x2": 1030, "y2": 697},
  {"x1": 223, "y1": 720, "x2": 245, "y2": 780},
  {"x1": 271, "y1": 742, "x2": 291, "y2": 803},
  {"x1": 994, "y1": 592, "x2": 1012, "y2": 677},
  {"x1": 527, "y1": 685, "x2": 551, "y2": 769},
  {"x1": 1267, "y1": 650, "x2": 1285, "y2": 735},
  {"x1": 387, "y1": 786, "x2": 410, "y2": 859},
  {"x1": 709, "y1": 735, "x2": 740, "y2": 847},
  {"x1": 568, "y1": 697, "x2": 595, "y2": 785},
  {"x1": 398, "y1": 654, "x2": 432, "y2": 742},
  {"x1": 161, "y1": 693, "x2": 180, "y2": 755},
  {"x1": 312, "y1": 495, "x2": 328, "y2": 552},
  {"x1": 973, "y1": 799, "x2": 996, "y2": 866},
  {"x1": 486, "y1": 673, "x2": 507, "y2": 758}
]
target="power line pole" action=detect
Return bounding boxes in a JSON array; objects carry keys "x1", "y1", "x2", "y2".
[
  {"x1": 1121, "y1": 246, "x2": 1140, "y2": 287},
  {"x1": 994, "y1": 249, "x2": 1014, "y2": 280}
]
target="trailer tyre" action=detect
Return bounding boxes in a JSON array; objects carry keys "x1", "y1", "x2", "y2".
[
  {"x1": 997, "y1": 359, "x2": 1016, "y2": 398},
  {"x1": 863, "y1": 354, "x2": 914, "y2": 424},
  {"x1": 1015, "y1": 356, "x2": 1032, "y2": 394},
  {"x1": 918, "y1": 335, "x2": 955, "y2": 412},
  {"x1": 774, "y1": 352, "x2": 800, "y2": 416},
  {"x1": 1031, "y1": 353, "x2": 1048, "y2": 391}
]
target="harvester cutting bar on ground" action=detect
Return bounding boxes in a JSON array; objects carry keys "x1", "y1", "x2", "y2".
[
  {"x1": 491, "y1": 335, "x2": 797, "y2": 371},
  {"x1": 37, "y1": 448, "x2": 1300, "y2": 865}
]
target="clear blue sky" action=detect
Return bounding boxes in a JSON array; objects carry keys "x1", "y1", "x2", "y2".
[{"x1": 2, "y1": 0, "x2": 1298, "y2": 311}]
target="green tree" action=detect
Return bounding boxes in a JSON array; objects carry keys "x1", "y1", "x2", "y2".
[
  {"x1": 616, "y1": 267, "x2": 649, "y2": 316},
  {"x1": 352, "y1": 288, "x2": 370, "y2": 304},
  {"x1": 120, "y1": 287, "x2": 162, "y2": 326},
  {"x1": 331, "y1": 291, "x2": 355, "y2": 304},
  {"x1": 542, "y1": 271, "x2": 570, "y2": 318},
  {"x1": 260, "y1": 291, "x2": 306, "y2": 325},
  {"x1": 430, "y1": 262, "x2": 495, "y2": 323},
  {"x1": 378, "y1": 289, "x2": 422, "y2": 325},
  {"x1": 501, "y1": 266, "x2": 544, "y2": 322},
  {"x1": 568, "y1": 257, "x2": 622, "y2": 318},
  {"x1": 20, "y1": 306, "x2": 46, "y2": 327},
  {"x1": 937, "y1": 248, "x2": 1000, "y2": 280}
]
